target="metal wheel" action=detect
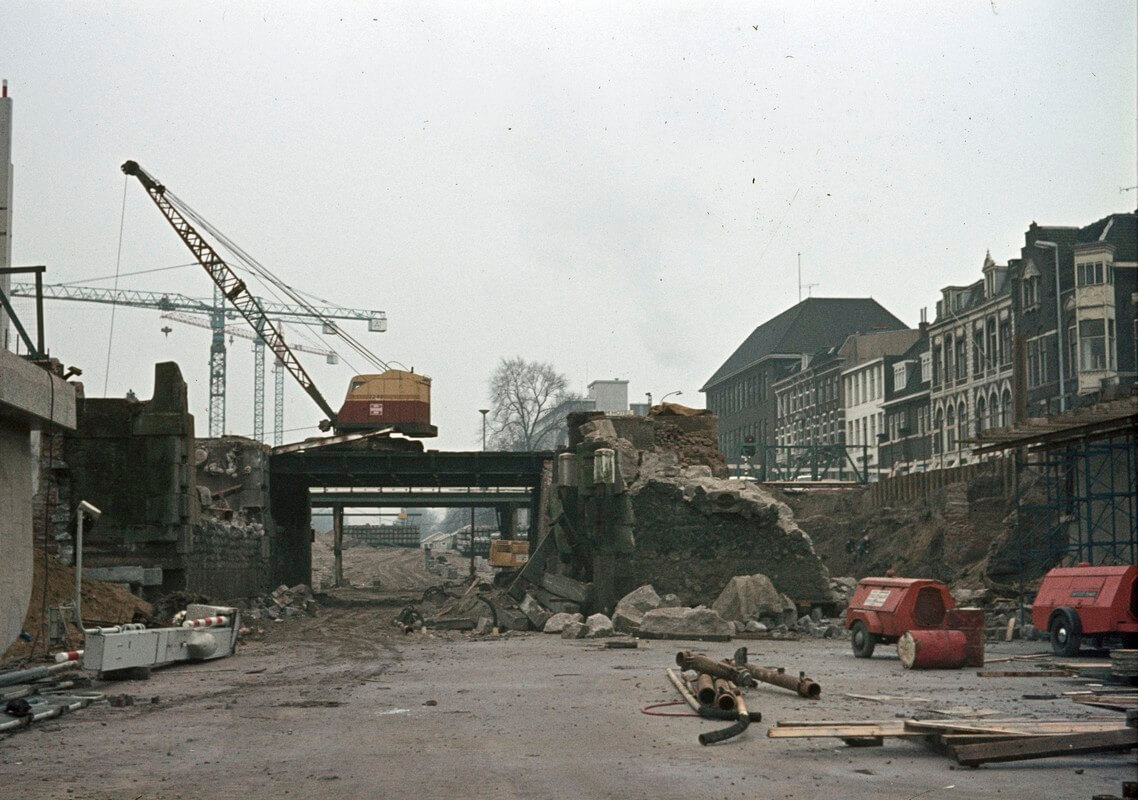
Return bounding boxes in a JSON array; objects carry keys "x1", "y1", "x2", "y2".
[
  {"x1": 851, "y1": 620, "x2": 877, "y2": 658},
  {"x1": 1049, "y1": 609, "x2": 1082, "y2": 657}
]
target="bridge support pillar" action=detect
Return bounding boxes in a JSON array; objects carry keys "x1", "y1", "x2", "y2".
[{"x1": 269, "y1": 475, "x2": 311, "y2": 588}]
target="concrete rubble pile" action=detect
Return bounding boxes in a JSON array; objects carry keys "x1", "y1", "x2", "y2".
[{"x1": 240, "y1": 583, "x2": 318, "y2": 623}]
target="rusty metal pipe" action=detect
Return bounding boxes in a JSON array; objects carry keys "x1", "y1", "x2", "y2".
[
  {"x1": 714, "y1": 679, "x2": 738, "y2": 711},
  {"x1": 739, "y1": 664, "x2": 821, "y2": 699},
  {"x1": 675, "y1": 651, "x2": 752, "y2": 687},
  {"x1": 695, "y1": 673, "x2": 717, "y2": 705}
]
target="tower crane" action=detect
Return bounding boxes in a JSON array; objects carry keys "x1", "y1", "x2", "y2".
[
  {"x1": 160, "y1": 311, "x2": 338, "y2": 445},
  {"x1": 10, "y1": 280, "x2": 384, "y2": 440}
]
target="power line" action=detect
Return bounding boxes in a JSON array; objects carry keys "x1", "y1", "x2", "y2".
[
  {"x1": 103, "y1": 176, "x2": 129, "y2": 395},
  {"x1": 62, "y1": 262, "x2": 197, "y2": 286}
]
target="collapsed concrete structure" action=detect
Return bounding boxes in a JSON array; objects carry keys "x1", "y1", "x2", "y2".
[
  {"x1": 54, "y1": 362, "x2": 277, "y2": 599},
  {"x1": 509, "y1": 407, "x2": 832, "y2": 621}
]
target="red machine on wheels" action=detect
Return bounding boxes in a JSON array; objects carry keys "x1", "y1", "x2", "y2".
[
  {"x1": 844, "y1": 577, "x2": 957, "y2": 658},
  {"x1": 1032, "y1": 564, "x2": 1138, "y2": 657}
]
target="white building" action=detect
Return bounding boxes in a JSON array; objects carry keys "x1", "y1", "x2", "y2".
[
  {"x1": 587, "y1": 379, "x2": 629, "y2": 414},
  {"x1": 842, "y1": 357, "x2": 886, "y2": 480}
]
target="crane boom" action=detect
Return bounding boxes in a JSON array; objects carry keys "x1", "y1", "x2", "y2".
[
  {"x1": 11, "y1": 282, "x2": 383, "y2": 326},
  {"x1": 121, "y1": 160, "x2": 338, "y2": 425}
]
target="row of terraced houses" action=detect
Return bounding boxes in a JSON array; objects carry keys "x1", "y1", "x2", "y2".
[{"x1": 701, "y1": 211, "x2": 1137, "y2": 478}]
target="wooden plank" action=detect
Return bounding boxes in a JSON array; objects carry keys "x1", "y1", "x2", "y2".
[
  {"x1": 776, "y1": 719, "x2": 899, "y2": 727},
  {"x1": 1005, "y1": 618, "x2": 1016, "y2": 642},
  {"x1": 1073, "y1": 698, "x2": 1138, "y2": 712},
  {"x1": 767, "y1": 724, "x2": 914, "y2": 739},
  {"x1": 985, "y1": 653, "x2": 1051, "y2": 664},
  {"x1": 845, "y1": 693, "x2": 931, "y2": 704},
  {"x1": 926, "y1": 707, "x2": 999, "y2": 719},
  {"x1": 977, "y1": 670, "x2": 1072, "y2": 677},
  {"x1": 906, "y1": 720, "x2": 1126, "y2": 736},
  {"x1": 952, "y1": 728, "x2": 1138, "y2": 766}
]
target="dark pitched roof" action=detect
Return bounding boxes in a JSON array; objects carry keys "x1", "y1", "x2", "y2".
[
  {"x1": 1078, "y1": 212, "x2": 1137, "y2": 261},
  {"x1": 701, "y1": 297, "x2": 907, "y2": 391}
]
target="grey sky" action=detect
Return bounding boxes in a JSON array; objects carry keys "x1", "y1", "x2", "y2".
[{"x1": 3, "y1": 1, "x2": 1136, "y2": 450}]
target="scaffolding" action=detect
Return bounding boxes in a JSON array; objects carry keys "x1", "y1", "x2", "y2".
[
  {"x1": 740, "y1": 443, "x2": 871, "y2": 484},
  {"x1": 975, "y1": 399, "x2": 1138, "y2": 619}
]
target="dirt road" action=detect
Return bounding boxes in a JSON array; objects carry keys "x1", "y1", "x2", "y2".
[{"x1": 2, "y1": 599, "x2": 1133, "y2": 800}]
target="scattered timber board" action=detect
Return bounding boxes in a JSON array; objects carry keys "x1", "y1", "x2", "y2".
[
  {"x1": 845, "y1": 693, "x2": 931, "y2": 704},
  {"x1": 926, "y1": 707, "x2": 999, "y2": 719},
  {"x1": 1052, "y1": 661, "x2": 1113, "y2": 670},
  {"x1": 767, "y1": 723, "x2": 916, "y2": 739},
  {"x1": 977, "y1": 670, "x2": 1073, "y2": 677},
  {"x1": 1072, "y1": 696, "x2": 1138, "y2": 712},
  {"x1": 984, "y1": 653, "x2": 1051, "y2": 664},
  {"x1": 906, "y1": 719, "x2": 1127, "y2": 736},
  {"x1": 951, "y1": 728, "x2": 1138, "y2": 766},
  {"x1": 636, "y1": 632, "x2": 732, "y2": 643},
  {"x1": 733, "y1": 632, "x2": 799, "y2": 641}
]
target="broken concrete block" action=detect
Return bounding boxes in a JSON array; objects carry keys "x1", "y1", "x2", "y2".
[
  {"x1": 612, "y1": 584, "x2": 662, "y2": 633},
  {"x1": 539, "y1": 572, "x2": 592, "y2": 605},
  {"x1": 543, "y1": 612, "x2": 584, "y2": 633},
  {"x1": 584, "y1": 613, "x2": 614, "y2": 638},
  {"x1": 472, "y1": 617, "x2": 494, "y2": 636},
  {"x1": 561, "y1": 621, "x2": 587, "y2": 639},
  {"x1": 745, "y1": 620, "x2": 768, "y2": 633},
  {"x1": 521, "y1": 593, "x2": 552, "y2": 630},
  {"x1": 659, "y1": 593, "x2": 681, "y2": 608},
  {"x1": 533, "y1": 588, "x2": 582, "y2": 615},
  {"x1": 640, "y1": 606, "x2": 733, "y2": 639},
  {"x1": 711, "y1": 573, "x2": 784, "y2": 623},
  {"x1": 494, "y1": 606, "x2": 532, "y2": 632}
]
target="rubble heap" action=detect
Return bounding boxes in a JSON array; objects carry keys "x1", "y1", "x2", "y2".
[{"x1": 573, "y1": 411, "x2": 833, "y2": 608}]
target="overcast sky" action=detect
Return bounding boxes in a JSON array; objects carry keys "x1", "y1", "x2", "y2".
[{"x1": 3, "y1": 1, "x2": 1136, "y2": 451}]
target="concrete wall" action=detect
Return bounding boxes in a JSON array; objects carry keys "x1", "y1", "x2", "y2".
[
  {"x1": 0, "y1": 349, "x2": 77, "y2": 650},
  {"x1": 0, "y1": 421, "x2": 32, "y2": 649},
  {"x1": 63, "y1": 362, "x2": 197, "y2": 593}
]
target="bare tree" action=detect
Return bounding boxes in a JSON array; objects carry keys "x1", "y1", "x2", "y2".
[{"x1": 488, "y1": 357, "x2": 574, "y2": 451}]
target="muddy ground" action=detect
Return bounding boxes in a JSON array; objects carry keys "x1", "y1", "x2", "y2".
[{"x1": 2, "y1": 592, "x2": 1133, "y2": 800}]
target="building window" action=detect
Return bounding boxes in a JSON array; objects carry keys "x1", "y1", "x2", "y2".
[
  {"x1": 894, "y1": 363, "x2": 907, "y2": 391},
  {"x1": 945, "y1": 405, "x2": 954, "y2": 452},
  {"x1": 973, "y1": 325, "x2": 984, "y2": 376},
  {"x1": 956, "y1": 401, "x2": 968, "y2": 451},
  {"x1": 999, "y1": 319, "x2": 1012, "y2": 366},
  {"x1": 1076, "y1": 261, "x2": 1109, "y2": 287},
  {"x1": 1001, "y1": 387, "x2": 1012, "y2": 427},
  {"x1": 1027, "y1": 334, "x2": 1054, "y2": 388},
  {"x1": 954, "y1": 336, "x2": 967, "y2": 381},
  {"x1": 1079, "y1": 318, "x2": 1110, "y2": 371},
  {"x1": 1023, "y1": 275, "x2": 1040, "y2": 307},
  {"x1": 921, "y1": 351, "x2": 931, "y2": 384},
  {"x1": 976, "y1": 396, "x2": 986, "y2": 434}
]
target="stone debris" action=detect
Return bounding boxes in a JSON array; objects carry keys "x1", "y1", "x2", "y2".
[
  {"x1": 611, "y1": 585, "x2": 662, "y2": 634},
  {"x1": 584, "y1": 613, "x2": 614, "y2": 638},
  {"x1": 560, "y1": 621, "x2": 587, "y2": 639},
  {"x1": 543, "y1": 612, "x2": 584, "y2": 634},
  {"x1": 241, "y1": 584, "x2": 318, "y2": 622},
  {"x1": 711, "y1": 573, "x2": 785, "y2": 624},
  {"x1": 640, "y1": 606, "x2": 733, "y2": 639}
]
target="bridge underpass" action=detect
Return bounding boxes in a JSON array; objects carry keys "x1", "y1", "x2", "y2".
[{"x1": 268, "y1": 448, "x2": 553, "y2": 586}]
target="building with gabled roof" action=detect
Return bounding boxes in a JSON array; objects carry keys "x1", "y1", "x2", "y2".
[{"x1": 701, "y1": 297, "x2": 908, "y2": 458}]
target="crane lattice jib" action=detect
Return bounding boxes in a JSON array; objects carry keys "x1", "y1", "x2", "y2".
[{"x1": 121, "y1": 160, "x2": 338, "y2": 424}]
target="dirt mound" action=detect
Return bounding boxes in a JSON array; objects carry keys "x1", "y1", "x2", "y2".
[
  {"x1": 311, "y1": 533, "x2": 459, "y2": 592},
  {"x1": 2, "y1": 551, "x2": 153, "y2": 663},
  {"x1": 778, "y1": 479, "x2": 1022, "y2": 593}
]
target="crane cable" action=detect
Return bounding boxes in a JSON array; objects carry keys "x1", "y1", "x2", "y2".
[
  {"x1": 103, "y1": 176, "x2": 129, "y2": 395},
  {"x1": 163, "y1": 188, "x2": 391, "y2": 373}
]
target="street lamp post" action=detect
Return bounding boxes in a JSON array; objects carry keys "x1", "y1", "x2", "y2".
[
  {"x1": 1035, "y1": 241, "x2": 1066, "y2": 412},
  {"x1": 660, "y1": 390, "x2": 683, "y2": 405},
  {"x1": 479, "y1": 408, "x2": 489, "y2": 451}
]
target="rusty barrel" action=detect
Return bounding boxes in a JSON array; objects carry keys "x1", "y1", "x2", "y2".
[
  {"x1": 944, "y1": 608, "x2": 986, "y2": 667},
  {"x1": 897, "y1": 629, "x2": 967, "y2": 669}
]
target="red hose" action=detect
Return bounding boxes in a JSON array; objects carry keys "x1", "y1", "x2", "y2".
[{"x1": 641, "y1": 701, "x2": 700, "y2": 718}]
